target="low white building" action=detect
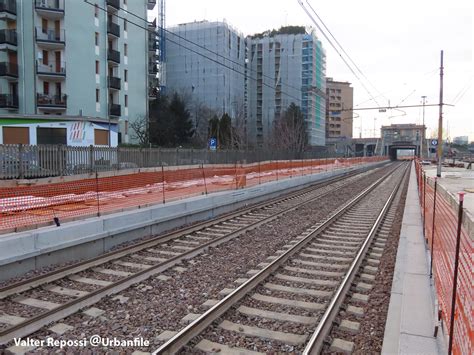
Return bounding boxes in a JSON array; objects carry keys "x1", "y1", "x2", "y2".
[{"x1": 0, "y1": 115, "x2": 118, "y2": 146}]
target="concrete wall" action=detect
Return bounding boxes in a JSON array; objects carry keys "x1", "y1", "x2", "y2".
[{"x1": 0, "y1": 160, "x2": 388, "y2": 280}]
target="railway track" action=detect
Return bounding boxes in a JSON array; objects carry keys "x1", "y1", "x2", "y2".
[
  {"x1": 0, "y1": 163, "x2": 390, "y2": 345},
  {"x1": 154, "y1": 162, "x2": 409, "y2": 354}
]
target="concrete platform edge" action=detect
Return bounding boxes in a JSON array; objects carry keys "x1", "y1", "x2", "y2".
[{"x1": 382, "y1": 162, "x2": 446, "y2": 355}]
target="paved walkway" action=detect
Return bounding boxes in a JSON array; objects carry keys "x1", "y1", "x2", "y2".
[{"x1": 382, "y1": 163, "x2": 446, "y2": 354}]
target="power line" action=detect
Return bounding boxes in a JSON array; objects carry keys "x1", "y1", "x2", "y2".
[
  {"x1": 337, "y1": 103, "x2": 454, "y2": 112},
  {"x1": 111, "y1": 3, "x2": 310, "y2": 97},
  {"x1": 304, "y1": 0, "x2": 387, "y2": 102},
  {"x1": 297, "y1": 0, "x2": 381, "y2": 107},
  {"x1": 84, "y1": 0, "x2": 314, "y2": 107}
]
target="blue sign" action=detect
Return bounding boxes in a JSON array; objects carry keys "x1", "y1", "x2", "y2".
[
  {"x1": 209, "y1": 137, "x2": 217, "y2": 151},
  {"x1": 431, "y1": 139, "x2": 438, "y2": 146}
]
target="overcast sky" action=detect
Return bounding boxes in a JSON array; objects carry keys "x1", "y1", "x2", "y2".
[{"x1": 160, "y1": 0, "x2": 473, "y2": 141}]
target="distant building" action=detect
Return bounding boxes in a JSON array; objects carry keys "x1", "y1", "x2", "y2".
[
  {"x1": 247, "y1": 27, "x2": 326, "y2": 147},
  {"x1": 381, "y1": 123, "x2": 426, "y2": 159},
  {"x1": 453, "y1": 136, "x2": 469, "y2": 145},
  {"x1": 325, "y1": 78, "x2": 353, "y2": 139},
  {"x1": 165, "y1": 21, "x2": 246, "y2": 119},
  {"x1": 0, "y1": 0, "x2": 157, "y2": 144}
]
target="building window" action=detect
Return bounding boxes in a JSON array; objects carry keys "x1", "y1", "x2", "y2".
[
  {"x1": 125, "y1": 95, "x2": 128, "y2": 107},
  {"x1": 124, "y1": 43, "x2": 128, "y2": 56},
  {"x1": 96, "y1": 89, "x2": 100, "y2": 103},
  {"x1": 94, "y1": 4, "x2": 99, "y2": 17},
  {"x1": 123, "y1": 0, "x2": 127, "y2": 4},
  {"x1": 124, "y1": 69, "x2": 128, "y2": 82},
  {"x1": 124, "y1": 20, "x2": 127, "y2": 32},
  {"x1": 95, "y1": 32, "x2": 99, "y2": 46},
  {"x1": 95, "y1": 60, "x2": 99, "y2": 74}
]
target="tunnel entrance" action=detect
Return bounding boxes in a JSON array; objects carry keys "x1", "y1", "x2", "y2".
[{"x1": 389, "y1": 145, "x2": 417, "y2": 160}]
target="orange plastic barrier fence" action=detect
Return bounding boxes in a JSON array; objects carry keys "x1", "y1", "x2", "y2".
[
  {"x1": 0, "y1": 156, "x2": 386, "y2": 234},
  {"x1": 415, "y1": 160, "x2": 473, "y2": 355}
]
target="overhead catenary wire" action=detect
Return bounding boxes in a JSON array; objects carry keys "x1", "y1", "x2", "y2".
[
  {"x1": 297, "y1": 0, "x2": 381, "y2": 108},
  {"x1": 84, "y1": 0, "x2": 310, "y2": 106},
  {"x1": 304, "y1": 0, "x2": 388, "y2": 103}
]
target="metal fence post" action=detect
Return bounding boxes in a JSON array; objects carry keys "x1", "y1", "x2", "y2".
[
  {"x1": 18, "y1": 143, "x2": 24, "y2": 179},
  {"x1": 161, "y1": 165, "x2": 165, "y2": 204},
  {"x1": 201, "y1": 163, "x2": 208, "y2": 195},
  {"x1": 95, "y1": 170, "x2": 100, "y2": 217},
  {"x1": 58, "y1": 145, "x2": 64, "y2": 177},
  {"x1": 448, "y1": 192, "x2": 465, "y2": 355},
  {"x1": 116, "y1": 146, "x2": 120, "y2": 170},
  {"x1": 89, "y1": 145, "x2": 94, "y2": 174},
  {"x1": 423, "y1": 172, "x2": 426, "y2": 241},
  {"x1": 430, "y1": 177, "x2": 438, "y2": 278}
]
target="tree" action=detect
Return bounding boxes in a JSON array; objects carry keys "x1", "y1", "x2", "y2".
[
  {"x1": 219, "y1": 113, "x2": 232, "y2": 148},
  {"x1": 149, "y1": 94, "x2": 174, "y2": 146},
  {"x1": 129, "y1": 115, "x2": 149, "y2": 146},
  {"x1": 169, "y1": 92, "x2": 194, "y2": 145},
  {"x1": 271, "y1": 103, "x2": 308, "y2": 152}
]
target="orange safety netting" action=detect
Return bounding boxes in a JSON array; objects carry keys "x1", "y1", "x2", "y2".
[
  {"x1": 0, "y1": 157, "x2": 385, "y2": 234},
  {"x1": 415, "y1": 160, "x2": 473, "y2": 355}
]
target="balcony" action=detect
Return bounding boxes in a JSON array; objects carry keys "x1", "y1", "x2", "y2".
[
  {"x1": 36, "y1": 60, "x2": 66, "y2": 78},
  {"x1": 0, "y1": 29, "x2": 17, "y2": 48},
  {"x1": 148, "y1": 41, "x2": 157, "y2": 51},
  {"x1": 107, "y1": 22, "x2": 120, "y2": 38},
  {"x1": 149, "y1": 63, "x2": 158, "y2": 74},
  {"x1": 147, "y1": 0, "x2": 156, "y2": 10},
  {"x1": 0, "y1": 0, "x2": 16, "y2": 19},
  {"x1": 107, "y1": 76, "x2": 121, "y2": 90},
  {"x1": 109, "y1": 103, "x2": 121, "y2": 117},
  {"x1": 37, "y1": 93, "x2": 67, "y2": 109},
  {"x1": 107, "y1": 49, "x2": 120, "y2": 64},
  {"x1": 35, "y1": 27, "x2": 66, "y2": 49},
  {"x1": 0, "y1": 93, "x2": 18, "y2": 109},
  {"x1": 0, "y1": 62, "x2": 18, "y2": 78},
  {"x1": 148, "y1": 85, "x2": 158, "y2": 99},
  {"x1": 106, "y1": 0, "x2": 119, "y2": 11},
  {"x1": 35, "y1": 0, "x2": 64, "y2": 19}
]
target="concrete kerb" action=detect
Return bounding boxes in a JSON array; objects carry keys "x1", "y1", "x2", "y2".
[{"x1": 0, "y1": 161, "x2": 387, "y2": 281}]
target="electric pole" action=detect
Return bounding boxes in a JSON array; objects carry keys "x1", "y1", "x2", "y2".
[
  {"x1": 437, "y1": 50, "x2": 444, "y2": 177},
  {"x1": 421, "y1": 96, "x2": 427, "y2": 158}
]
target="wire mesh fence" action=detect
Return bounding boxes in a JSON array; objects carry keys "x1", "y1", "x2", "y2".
[
  {"x1": 415, "y1": 160, "x2": 473, "y2": 355},
  {"x1": 0, "y1": 156, "x2": 386, "y2": 234}
]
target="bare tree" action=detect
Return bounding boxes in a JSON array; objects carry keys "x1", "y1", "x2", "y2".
[
  {"x1": 271, "y1": 103, "x2": 308, "y2": 152},
  {"x1": 129, "y1": 115, "x2": 149, "y2": 146},
  {"x1": 231, "y1": 100, "x2": 248, "y2": 150}
]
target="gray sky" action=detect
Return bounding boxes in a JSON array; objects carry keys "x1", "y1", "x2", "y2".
[{"x1": 163, "y1": 0, "x2": 473, "y2": 141}]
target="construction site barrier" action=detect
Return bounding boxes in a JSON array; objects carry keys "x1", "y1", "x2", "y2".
[
  {"x1": 0, "y1": 157, "x2": 387, "y2": 234},
  {"x1": 415, "y1": 160, "x2": 473, "y2": 355}
]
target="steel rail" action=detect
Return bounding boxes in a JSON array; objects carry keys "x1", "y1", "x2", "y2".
[
  {"x1": 0, "y1": 164, "x2": 391, "y2": 344},
  {"x1": 153, "y1": 162, "x2": 407, "y2": 354},
  {"x1": 302, "y1": 162, "x2": 410, "y2": 354},
  {"x1": 0, "y1": 164, "x2": 377, "y2": 300}
]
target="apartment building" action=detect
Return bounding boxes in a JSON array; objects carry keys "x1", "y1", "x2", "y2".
[
  {"x1": 0, "y1": 0, "x2": 158, "y2": 144},
  {"x1": 166, "y1": 23, "x2": 326, "y2": 147},
  {"x1": 325, "y1": 77, "x2": 353, "y2": 139},
  {"x1": 247, "y1": 28, "x2": 326, "y2": 147},
  {"x1": 165, "y1": 20, "x2": 246, "y2": 119}
]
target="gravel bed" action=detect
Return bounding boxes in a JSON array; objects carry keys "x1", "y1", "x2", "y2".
[
  {"x1": 324, "y1": 166, "x2": 409, "y2": 353},
  {"x1": 1, "y1": 165, "x2": 394, "y2": 353}
]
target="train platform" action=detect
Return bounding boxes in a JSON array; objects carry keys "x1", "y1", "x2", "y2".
[
  {"x1": 383, "y1": 162, "x2": 473, "y2": 354},
  {"x1": 382, "y1": 164, "x2": 445, "y2": 354}
]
